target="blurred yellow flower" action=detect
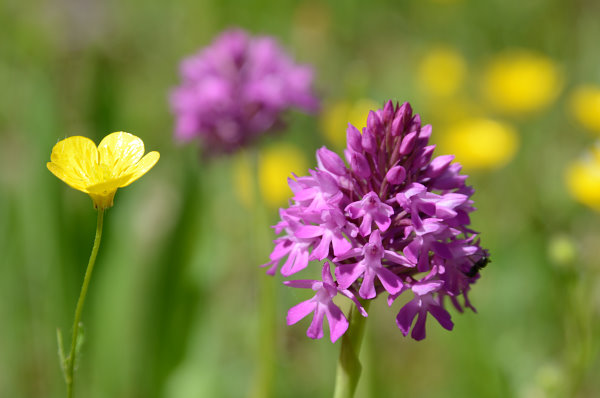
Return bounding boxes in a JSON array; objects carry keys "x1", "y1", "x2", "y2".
[
  {"x1": 259, "y1": 143, "x2": 308, "y2": 208},
  {"x1": 482, "y1": 50, "x2": 562, "y2": 114},
  {"x1": 569, "y1": 85, "x2": 600, "y2": 133},
  {"x1": 47, "y1": 132, "x2": 160, "y2": 210},
  {"x1": 565, "y1": 144, "x2": 600, "y2": 211},
  {"x1": 439, "y1": 118, "x2": 518, "y2": 170},
  {"x1": 321, "y1": 98, "x2": 379, "y2": 149},
  {"x1": 417, "y1": 47, "x2": 466, "y2": 98}
]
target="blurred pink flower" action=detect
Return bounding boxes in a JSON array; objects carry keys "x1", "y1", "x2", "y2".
[{"x1": 170, "y1": 28, "x2": 319, "y2": 154}]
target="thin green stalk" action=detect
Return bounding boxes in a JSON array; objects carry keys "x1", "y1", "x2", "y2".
[
  {"x1": 63, "y1": 209, "x2": 105, "y2": 398},
  {"x1": 333, "y1": 300, "x2": 371, "y2": 398}
]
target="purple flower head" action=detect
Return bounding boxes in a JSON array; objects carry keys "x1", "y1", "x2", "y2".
[
  {"x1": 266, "y1": 100, "x2": 488, "y2": 342},
  {"x1": 170, "y1": 28, "x2": 319, "y2": 154}
]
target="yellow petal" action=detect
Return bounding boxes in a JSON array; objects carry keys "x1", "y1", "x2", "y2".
[
  {"x1": 47, "y1": 136, "x2": 99, "y2": 190},
  {"x1": 97, "y1": 132, "x2": 145, "y2": 180},
  {"x1": 87, "y1": 174, "x2": 133, "y2": 195},
  {"x1": 119, "y1": 151, "x2": 160, "y2": 188}
]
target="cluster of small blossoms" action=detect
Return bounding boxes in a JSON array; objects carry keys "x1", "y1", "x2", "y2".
[
  {"x1": 170, "y1": 28, "x2": 319, "y2": 154},
  {"x1": 264, "y1": 100, "x2": 488, "y2": 342}
]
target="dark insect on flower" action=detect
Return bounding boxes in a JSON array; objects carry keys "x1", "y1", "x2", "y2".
[{"x1": 464, "y1": 256, "x2": 490, "y2": 278}]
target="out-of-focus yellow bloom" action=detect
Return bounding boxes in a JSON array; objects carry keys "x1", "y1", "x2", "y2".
[
  {"x1": 417, "y1": 47, "x2": 466, "y2": 98},
  {"x1": 439, "y1": 118, "x2": 518, "y2": 170},
  {"x1": 47, "y1": 132, "x2": 160, "y2": 209},
  {"x1": 482, "y1": 50, "x2": 562, "y2": 114},
  {"x1": 321, "y1": 99, "x2": 379, "y2": 149},
  {"x1": 569, "y1": 85, "x2": 600, "y2": 133},
  {"x1": 258, "y1": 143, "x2": 308, "y2": 208},
  {"x1": 565, "y1": 144, "x2": 600, "y2": 211}
]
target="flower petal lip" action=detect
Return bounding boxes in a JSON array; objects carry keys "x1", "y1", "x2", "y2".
[{"x1": 47, "y1": 132, "x2": 159, "y2": 209}]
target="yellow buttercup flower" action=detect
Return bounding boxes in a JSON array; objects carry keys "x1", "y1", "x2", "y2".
[
  {"x1": 321, "y1": 98, "x2": 379, "y2": 149},
  {"x1": 568, "y1": 85, "x2": 600, "y2": 133},
  {"x1": 47, "y1": 131, "x2": 160, "y2": 209},
  {"x1": 258, "y1": 143, "x2": 307, "y2": 208},
  {"x1": 439, "y1": 118, "x2": 519, "y2": 170},
  {"x1": 565, "y1": 144, "x2": 600, "y2": 211},
  {"x1": 417, "y1": 47, "x2": 466, "y2": 98},
  {"x1": 482, "y1": 50, "x2": 562, "y2": 114}
]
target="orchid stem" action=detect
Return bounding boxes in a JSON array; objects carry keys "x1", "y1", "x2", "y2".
[
  {"x1": 63, "y1": 209, "x2": 104, "y2": 398},
  {"x1": 333, "y1": 300, "x2": 371, "y2": 398}
]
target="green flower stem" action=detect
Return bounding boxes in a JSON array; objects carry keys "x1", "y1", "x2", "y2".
[
  {"x1": 333, "y1": 300, "x2": 371, "y2": 398},
  {"x1": 65, "y1": 209, "x2": 105, "y2": 398}
]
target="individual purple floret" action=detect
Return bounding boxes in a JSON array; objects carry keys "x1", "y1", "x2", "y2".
[
  {"x1": 170, "y1": 28, "x2": 319, "y2": 153},
  {"x1": 389, "y1": 266, "x2": 453, "y2": 341},
  {"x1": 345, "y1": 192, "x2": 394, "y2": 236},
  {"x1": 334, "y1": 230, "x2": 407, "y2": 299},
  {"x1": 264, "y1": 100, "x2": 488, "y2": 342},
  {"x1": 284, "y1": 263, "x2": 367, "y2": 343}
]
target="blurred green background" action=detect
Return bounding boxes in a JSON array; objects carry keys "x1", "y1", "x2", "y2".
[{"x1": 1, "y1": 0, "x2": 600, "y2": 397}]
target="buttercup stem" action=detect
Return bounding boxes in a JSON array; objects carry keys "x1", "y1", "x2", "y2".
[
  {"x1": 333, "y1": 300, "x2": 371, "y2": 398},
  {"x1": 65, "y1": 209, "x2": 104, "y2": 398}
]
